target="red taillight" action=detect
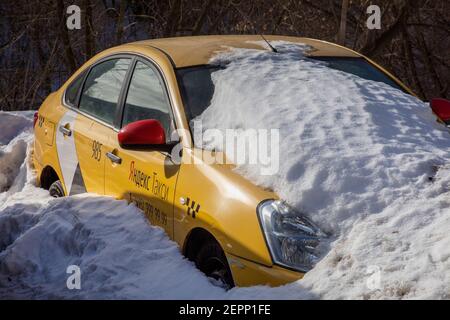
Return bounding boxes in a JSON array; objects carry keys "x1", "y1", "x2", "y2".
[
  {"x1": 33, "y1": 112, "x2": 39, "y2": 127},
  {"x1": 430, "y1": 98, "x2": 450, "y2": 124}
]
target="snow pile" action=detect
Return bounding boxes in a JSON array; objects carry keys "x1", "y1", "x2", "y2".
[
  {"x1": 0, "y1": 195, "x2": 229, "y2": 299},
  {"x1": 0, "y1": 140, "x2": 27, "y2": 193},
  {"x1": 195, "y1": 41, "x2": 450, "y2": 299},
  {"x1": 0, "y1": 112, "x2": 33, "y2": 145},
  {"x1": 0, "y1": 112, "x2": 34, "y2": 202}
]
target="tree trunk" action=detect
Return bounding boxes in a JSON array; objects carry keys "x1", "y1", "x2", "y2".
[
  {"x1": 413, "y1": 25, "x2": 444, "y2": 100},
  {"x1": 337, "y1": 0, "x2": 349, "y2": 45},
  {"x1": 192, "y1": 0, "x2": 214, "y2": 35},
  {"x1": 56, "y1": 0, "x2": 77, "y2": 73},
  {"x1": 164, "y1": 0, "x2": 182, "y2": 37},
  {"x1": 401, "y1": 25, "x2": 425, "y2": 99},
  {"x1": 83, "y1": 0, "x2": 95, "y2": 60},
  {"x1": 116, "y1": 0, "x2": 127, "y2": 45}
]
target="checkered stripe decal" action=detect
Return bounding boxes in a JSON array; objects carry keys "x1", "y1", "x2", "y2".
[{"x1": 185, "y1": 197, "x2": 200, "y2": 218}]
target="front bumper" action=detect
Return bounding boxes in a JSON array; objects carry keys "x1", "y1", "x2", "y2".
[{"x1": 226, "y1": 253, "x2": 304, "y2": 287}]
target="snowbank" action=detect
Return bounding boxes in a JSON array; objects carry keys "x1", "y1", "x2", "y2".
[
  {"x1": 0, "y1": 195, "x2": 229, "y2": 299},
  {"x1": 0, "y1": 112, "x2": 35, "y2": 203},
  {"x1": 195, "y1": 41, "x2": 450, "y2": 299},
  {"x1": 0, "y1": 111, "x2": 33, "y2": 146}
]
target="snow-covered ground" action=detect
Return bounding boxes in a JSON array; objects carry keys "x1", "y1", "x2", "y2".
[{"x1": 0, "y1": 41, "x2": 449, "y2": 299}]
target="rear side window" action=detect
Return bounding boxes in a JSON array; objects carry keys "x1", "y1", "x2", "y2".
[
  {"x1": 122, "y1": 61, "x2": 172, "y2": 139},
  {"x1": 79, "y1": 58, "x2": 131, "y2": 125},
  {"x1": 65, "y1": 71, "x2": 86, "y2": 107}
]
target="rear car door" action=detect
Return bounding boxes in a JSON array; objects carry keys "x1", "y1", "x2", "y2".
[
  {"x1": 69, "y1": 57, "x2": 132, "y2": 194},
  {"x1": 53, "y1": 71, "x2": 86, "y2": 196},
  {"x1": 104, "y1": 58, "x2": 180, "y2": 237}
]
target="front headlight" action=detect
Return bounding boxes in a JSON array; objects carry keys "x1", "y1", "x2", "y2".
[{"x1": 257, "y1": 199, "x2": 324, "y2": 272}]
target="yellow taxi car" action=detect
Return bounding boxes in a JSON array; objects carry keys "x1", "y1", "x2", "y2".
[{"x1": 33, "y1": 35, "x2": 416, "y2": 288}]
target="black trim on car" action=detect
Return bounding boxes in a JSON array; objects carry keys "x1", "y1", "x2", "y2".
[
  {"x1": 64, "y1": 70, "x2": 88, "y2": 108},
  {"x1": 115, "y1": 56, "x2": 137, "y2": 129}
]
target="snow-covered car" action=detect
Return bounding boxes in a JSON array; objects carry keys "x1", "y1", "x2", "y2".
[{"x1": 32, "y1": 35, "x2": 446, "y2": 289}]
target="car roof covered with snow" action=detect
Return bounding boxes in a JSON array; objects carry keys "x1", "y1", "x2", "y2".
[{"x1": 132, "y1": 35, "x2": 361, "y2": 68}]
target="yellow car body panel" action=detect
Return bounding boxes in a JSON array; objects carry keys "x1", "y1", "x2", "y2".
[
  {"x1": 136, "y1": 35, "x2": 360, "y2": 68},
  {"x1": 226, "y1": 253, "x2": 303, "y2": 287},
  {"x1": 33, "y1": 94, "x2": 68, "y2": 193},
  {"x1": 103, "y1": 127, "x2": 179, "y2": 238},
  {"x1": 73, "y1": 115, "x2": 109, "y2": 194},
  {"x1": 33, "y1": 35, "x2": 416, "y2": 287},
  {"x1": 174, "y1": 148, "x2": 276, "y2": 266}
]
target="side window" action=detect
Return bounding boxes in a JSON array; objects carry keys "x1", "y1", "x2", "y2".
[
  {"x1": 79, "y1": 58, "x2": 131, "y2": 125},
  {"x1": 122, "y1": 61, "x2": 172, "y2": 139},
  {"x1": 65, "y1": 71, "x2": 86, "y2": 107}
]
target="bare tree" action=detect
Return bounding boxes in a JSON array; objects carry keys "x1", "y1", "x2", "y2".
[
  {"x1": 116, "y1": 0, "x2": 127, "y2": 44},
  {"x1": 56, "y1": 0, "x2": 77, "y2": 73},
  {"x1": 337, "y1": 0, "x2": 349, "y2": 45}
]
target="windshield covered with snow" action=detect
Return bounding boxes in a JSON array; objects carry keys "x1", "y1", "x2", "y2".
[{"x1": 177, "y1": 56, "x2": 406, "y2": 122}]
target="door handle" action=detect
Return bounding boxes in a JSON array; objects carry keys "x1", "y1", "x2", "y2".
[
  {"x1": 106, "y1": 152, "x2": 122, "y2": 164},
  {"x1": 59, "y1": 125, "x2": 72, "y2": 136}
]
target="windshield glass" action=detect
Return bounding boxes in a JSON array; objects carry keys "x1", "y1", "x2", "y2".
[
  {"x1": 176, "y1": 57, "x2": 406, "y2": 123},
  {"x1": 311, "y1": 57, "x2": 404, "y2": 92},
  {"x1": 177, "y1": 65, "x2": 221, "y2": 121}
]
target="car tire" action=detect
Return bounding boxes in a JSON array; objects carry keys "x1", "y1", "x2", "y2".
[
  {"x1": 49, "y1": 180, "x2": 65, "y2": 198},
  {"x1": 195, "y1": 240, "x2": 235, "y2": 289}
]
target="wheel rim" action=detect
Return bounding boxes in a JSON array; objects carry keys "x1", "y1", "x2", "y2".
[
  {"x1": 202, "y1": 256, "x2": 232, "y2": 289},
  {"x1": 50, "y1": 189, "x2": 62, "y2": 197},
  {"x1": 49, "y1": 184, "x2": 64, "y2": 197}
]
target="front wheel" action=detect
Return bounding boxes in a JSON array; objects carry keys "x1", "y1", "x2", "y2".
[
  {"x1": 49, "y1": 180, "x2": 65, "y2": 197},
  {"x1": 195, "y1": 240, "x2": 235, "y2": 290}
]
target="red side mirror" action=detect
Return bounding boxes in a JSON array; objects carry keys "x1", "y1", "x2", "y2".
[
  {"x1": 118, "y1": 119, "x2": 166, "y2": 148},
  {"x1": 430, "y1": 98, "x2": 450, "y2": 124}
]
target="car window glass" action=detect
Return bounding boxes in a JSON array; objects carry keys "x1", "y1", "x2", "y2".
[
  {"x1": 311, "y1": 57, "x2": 404, "y2": 92},
  {"x1": 65, "y1": 71, "x2": 86, "y2": 107},
  {"x1": 123, "y1": 61, "x2": 172, "y2": 139},
  {"x1": 79, "y1": 58, "x2": 131, "y2": 125}
]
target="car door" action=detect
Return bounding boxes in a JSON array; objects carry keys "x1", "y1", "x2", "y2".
[
  {"x1": 51, "y1": 70, "x2": 86, "y2": 196},
  {"x1": 73, "y1": 57, "x2": 132, "y2": 194},
  {"x1": 104, "y1": 58, "x2": 180, "y2": 238}
]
